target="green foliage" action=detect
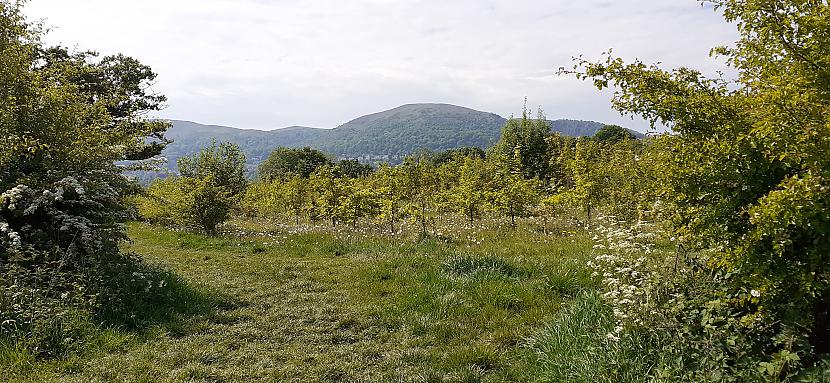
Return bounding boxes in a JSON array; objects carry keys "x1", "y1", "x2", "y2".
[
  {"x1": 0, "y1": 0, "x2": 174, "y2": 358},
  {"x1": 336, "y1": 159, "x2": 373, "y2": 178},
  {"x1": 399, "y1": 157, "x2": 440, "y2": 235},
  {"x1": 139, "y1": 177, "x2": 233, "y2": 236},
  {"x1": 567, "y1": 0, "x2": 830, "y2": 378},
  {"x1": 409, "y1": 146, "x2": 487, "y2": 166},
  {"x1": 39, "y1": 47, "x2": 171, "y2": 163},
  {"x1": 257, "y1": 146, "x2": 333, "y2": 181},
  {"x1": 138, "y1": 142, "x2": 244, "y2": 235},
  {"x1": 308, "y1": 165, "x2": 351, "y2": 226},
  {"x1": 492, "y1": 104, "x2": 552, "y2": 180},
  {"x1": 488, "y1": 156, "x2": 541, "y2": 228},
  {"x1": 177, "y1": 140, "x2": 247, "y2": 196},
  {"x1": 593, "y1": 124, "x2": 636, "y2": 143},
  {"x1": 372, "y1": 164, "x2": 406, "y2": 234},
  {"x1": 444, "y1": 156, "x2": 489, "y2": 224}
]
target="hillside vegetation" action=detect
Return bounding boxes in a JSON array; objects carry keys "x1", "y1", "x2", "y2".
[{"x1": 159, "y1": 104, "x2": 631, "y2": 175}]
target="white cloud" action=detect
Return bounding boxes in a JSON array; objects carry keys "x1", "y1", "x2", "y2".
[{"x1": 24, "y1": 0, "x2": 738, "y2": 131}]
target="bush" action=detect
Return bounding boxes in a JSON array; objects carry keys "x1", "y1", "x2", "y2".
[
  {"x1": 136, "y1": 176, "x2": 234, "y2": 235},
  {"x1": 0, "y1": 178, "x2": 178, "y2": 357},
  {"x1": 583, "y1": 216, "x2": 830, "y2": 381},
  {"x1": 0, "y1": 1, "x2": 175, "y2": 357}
]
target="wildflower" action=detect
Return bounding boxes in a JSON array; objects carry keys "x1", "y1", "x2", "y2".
[{"x1": 750, "y1": 289, "x2": 761, "y2": 298}]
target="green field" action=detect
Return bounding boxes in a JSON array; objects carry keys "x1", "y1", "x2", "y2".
[{"x1": 4, "y1": 221, "x2": 618, "y2": 382}]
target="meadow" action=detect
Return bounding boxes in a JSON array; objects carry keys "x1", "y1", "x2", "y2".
[
  {"x1": 4, "y1": 1, "x2": 829, "y2": 381},
  {"x1": 3, "y1": 217, "x2": 622, "y2": 382}
]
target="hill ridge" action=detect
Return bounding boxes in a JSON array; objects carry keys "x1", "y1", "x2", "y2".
[{"x1": 154, "y1": 103, "x2": 640, "y2": 179}]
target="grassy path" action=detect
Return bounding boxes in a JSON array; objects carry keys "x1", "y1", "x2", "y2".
[{"x1": 9, "y1": 222, "x2": 595, "y2": 382}]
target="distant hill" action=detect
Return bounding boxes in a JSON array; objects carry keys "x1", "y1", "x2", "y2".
[{"x1": 155, "y1": 103, "x2": 641, "y2": 177}]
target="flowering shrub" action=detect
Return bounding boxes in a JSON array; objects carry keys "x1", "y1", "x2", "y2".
[
  {"x1": 588, "y1": 218, "x2": 661, "y2": 342},
  {"x1": 569, "y1": 1, "x2": 830, "y2": 379},
  {"x1": 587, "y1": 215, "x2": 828, "y2": 381},
  {"x1": 0, "y1": 2, "x2": 174, "y2": 357},
  {"x1": 0, "y1": 175, "x2": 177, "y2": 355}
]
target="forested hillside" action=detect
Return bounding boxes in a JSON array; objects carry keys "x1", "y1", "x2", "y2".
[{"x1": 159, "y1": 103, "x2": 638, "y2": 176}]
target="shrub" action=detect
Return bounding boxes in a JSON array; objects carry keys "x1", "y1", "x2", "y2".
[
  {"x1": 0, "y1": 1, "x2": 175, "y2": 357},
  {"x1": 136, "y1": 176, "x2": 233, "y2": 235}
]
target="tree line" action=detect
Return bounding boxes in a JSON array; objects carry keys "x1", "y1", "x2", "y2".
[{"x1": 134, "y1": 113, "x2": 647, "y2": 236}]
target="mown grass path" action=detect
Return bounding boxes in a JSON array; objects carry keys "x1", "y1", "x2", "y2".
[{"x1": 11, "y1": 222, "x2": 595, "y2": 382}]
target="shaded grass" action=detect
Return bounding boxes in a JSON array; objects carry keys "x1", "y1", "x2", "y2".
[{"x1": 4, "y1": 220, "x2": 598, "y2": 382}]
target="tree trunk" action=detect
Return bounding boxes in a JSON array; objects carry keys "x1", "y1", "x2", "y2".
[{"x1": 421, "y1": 203, "x2": 427, "y2": 236}]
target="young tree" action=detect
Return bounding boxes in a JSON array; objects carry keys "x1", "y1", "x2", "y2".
[
  {"x1": 372, "y1": 164, "x2": 405, "y2": 234},
  {"x1": 450, "y1": 156, "x2": 490, "y2": 225},
  {"x1": 399, "y1": 157, "x2": 439, "y2": 236},
  {"x1": 562, "y1": 139, "x2": 606, "y2": 221},
  {"x1": 177, "y1": 140, "x2": 247, "y2": 197},
  {"x1": 309, "y1": 165, "x2": 348, "y2": 227},
  {"x1": 336, "y1": 180, "x2": 380, "y2": 229},
  {"x1": 141, "y1": 142, "x2": 246, "y2": 235},
  {"x1": 240, "y1": 180, "x2": 283, "y2": 219},
  {"x1": 491, "y1": 102, "x2": 551, "y2": 180},
  {"x1": 488, "y1": 155, "x2": 540, "y2": 229},
  {"x1": 282, "y1": 175, "x2": 310, "y2": 225}
]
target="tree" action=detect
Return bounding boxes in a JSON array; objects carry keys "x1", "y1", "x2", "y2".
[
  {"x1": 141, "y1": 141, "x2": 247, "y2": 235},
  {"x1": 449, "y1": 156, "x2": 490, "y2": 224},
  {"x1": 139, "y1": 177, "x2": 232, "y2": 236},
  {"x1": 593, "y1": 124, "x2": 636, "y2": 143},
  {"x1": 336, "y1": 159, "x2": 374, "y2": 178},
  {"x1": 240, "y1": 180, "x2": 283, "y2": 219},
  {"x1": 336, "y1": 180, "x2": 380, "y2": 229},
  {"x1": 569, "y1": 0, "x2": 830, "y2": 369},
  {"x1": 399, "y1": 157, "x2": 439, "y2": 236},
  {"x1": 39, "y1": 48, "x2": 171, "y2": 163},
  {"x1": 258, "y1": 147, "x2": 332, "y2": 181},
  {"x1": 0, "y1": 1, "x2": 171, "y2": 354},
  {"x1": 309, "y1": 165, "x2": 348, "y2": 227},
  {"x1": 491, "y1": 102, "x2": 551, "y2": 180},
  {"x1": 489, "y1": 155, "x2": 540, "y2": 229},
  {"x1": 177, "y1": 140, "x2": 247, "y2": 197},
  {"x1": 282, "y1": 176, "x2": 310, "y2": 224},
  {"x1": 410, "y1": 146, "x2": 486, "y2": 166},
  {"x1": 372, "y1": 164, "x2": 405, "y2": 234},
  {"x1": 562, "y1": 139, "x2": 606, "y2": 221}
]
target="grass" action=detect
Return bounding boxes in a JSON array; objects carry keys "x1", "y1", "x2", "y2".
[{"x1": 3, "y1": 219, "x2": 601, "y2": 382}]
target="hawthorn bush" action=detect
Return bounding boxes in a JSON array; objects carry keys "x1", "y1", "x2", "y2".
[{"x1": 0, "y1": 1, "x2": 174, "y2": 356}]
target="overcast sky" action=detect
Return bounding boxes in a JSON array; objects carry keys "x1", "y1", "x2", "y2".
[{"x1": 24, "y1": 0, "x2": 738, "y2": 132}]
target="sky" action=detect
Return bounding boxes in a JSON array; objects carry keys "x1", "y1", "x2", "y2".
[{"x1": 24, "y1": 0, "x2": 739, "y2": 132}]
